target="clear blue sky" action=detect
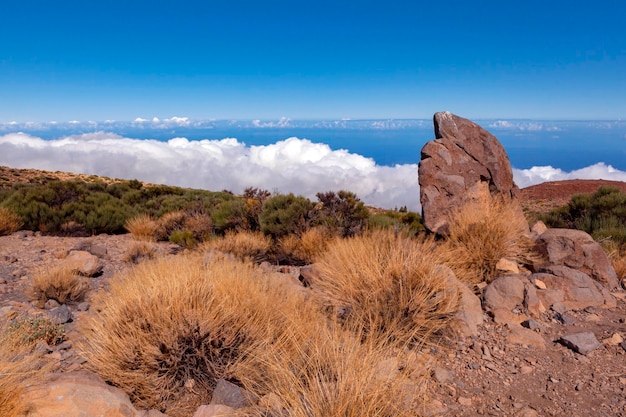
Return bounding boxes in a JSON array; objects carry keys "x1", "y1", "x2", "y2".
[{"x1": 2, "y1": 0, "x2": 625, "y2": 122}]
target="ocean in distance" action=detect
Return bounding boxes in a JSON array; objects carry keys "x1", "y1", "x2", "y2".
[{"x1": 2, "y1": 118, "x2": 626, "y2": 210}]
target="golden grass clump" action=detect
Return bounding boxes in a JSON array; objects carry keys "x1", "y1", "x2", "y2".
[
  {"x1": 0, "y1": 316, "x2": 58, "y2": 417},
  {"x1": 441, "y1": 196, "x2": 530, "y2": 285},
  {"x1": 29, "y1": 266, "x2": 90, "y2": 306},
  {"x1": 122, "y1": 240, "x2": 157, "y2": 263},
  {"x1": 279, "y1": 226, "x2": 331, "y2": 264},
  {"x1": 0, "y1": 206, "x2": 23, "y2": 236},
  {"x1": 201, "y1": 231, "x2": 272, "y2": 263},
  {"x1": 156, "y1": 210, "x2": 187, "y2": 240},
  {"x1": 79, "y1": 253, "x2": 310, "y2": 417},
  {"x1": 235, "y1": 323, "x2": 431, "y2": 417},
  {"x1": 125, "y1": 214, "x2": 159, "y2": 241},
  {"x1": 312, "y1": 229, "x2": 459, "y2": 344}
]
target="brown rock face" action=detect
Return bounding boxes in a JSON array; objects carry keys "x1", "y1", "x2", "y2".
[
  {"x1": 534, "y1": 228, "x2": 620, "y2": 289},
  {"x1": 418, "y1": 111, "x2": 520, "y2": 234}
]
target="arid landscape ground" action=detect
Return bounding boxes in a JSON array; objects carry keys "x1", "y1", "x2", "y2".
[{"x1": 1, "y1": 166, "x2": 625, "y2": 417}]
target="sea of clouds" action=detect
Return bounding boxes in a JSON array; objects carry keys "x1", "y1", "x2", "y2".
[{"x1": 2, "y1": 131, "x2": 626, "y2": 211}]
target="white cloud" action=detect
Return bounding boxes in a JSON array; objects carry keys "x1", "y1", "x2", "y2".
[
  {"x1": 134, "y1": 117, "x2": 148, "y2": 123},
  {"x1": 513, "y1": 162, "x2": 626, "y2": 188},
  {"x1": 164, "y1": 116, "x2": 190, "y2": 126},
  {"x1": 0, "y1": 133, "x2": 420, "y2": 210}
]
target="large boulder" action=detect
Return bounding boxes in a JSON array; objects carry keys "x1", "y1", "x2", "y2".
[
  {"x1": 534, "y1": 228, "x2": 620, "y2": 289},
  {"x1": 418, "y1": 111, "x2": 521, "y2": 235},
  {"x1": 531, "y1": 266, "x2": 615, "y2": 311}
]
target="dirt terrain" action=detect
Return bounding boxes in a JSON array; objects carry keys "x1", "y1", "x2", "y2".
[{"x1": 1, "y1": 170, "x2": 625, "y2": 416}]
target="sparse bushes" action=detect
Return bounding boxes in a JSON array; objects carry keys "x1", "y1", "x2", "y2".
[
  {"x1": 80, "y1": 254, "x2": 310, "y2": 417},
  {"x1": 29, "y1": 266, "x2": 90, "y2": 306},
  {"x1": 0, "y1": 206, "x2": 22, "y2": 235},
  {"x1": 312, "y1": 229, "x2": 459, "y2": 344},
  {"x1": 441, "y1": 196, "x2": 530, "y2": 284}
]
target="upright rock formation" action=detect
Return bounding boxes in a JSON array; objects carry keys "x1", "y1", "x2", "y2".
[{"x1": 418, "y1": 111, "x2": 521, "y2": 234}]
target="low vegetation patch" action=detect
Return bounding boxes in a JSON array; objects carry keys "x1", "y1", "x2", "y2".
[
  {"x1": 29, "y1": 266, "x2": 90, "y2": 306},
  {"x1": 202, "y1": 231, "x2": 272, "y2": 263},
  {"x1": 541, "y1": 186, "x2": 626, "y2": 245},
  {"x1": 0, "y1": 316, "x2": 58, "y2": 417},
  {"x1": 0, "y1": 206, "x2": 22, "y2": 235},
  {"x1": 441, "y1": 196, "x2": 530, "y2": 284},
  {"x1": 79, "y1": 254, "x2": 311, "y2": 417},
  {"x1": 236, "y1": 323, "x2": 430, "y2": 417},
  {"x1": 312, "y1": 229, "x2": 459, "y2": 344}
]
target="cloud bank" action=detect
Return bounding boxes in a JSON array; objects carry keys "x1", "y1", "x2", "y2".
[
  {"x1": 2, "y1": 132, "x2": 626, "y2": 211},
  {"x1": 0, "y1": 133, "x2": 420, "y2": 210}
]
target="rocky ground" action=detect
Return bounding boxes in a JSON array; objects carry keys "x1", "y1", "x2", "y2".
[{"x1": 1, "y1": 178, "x2": 626, "y2": 417}]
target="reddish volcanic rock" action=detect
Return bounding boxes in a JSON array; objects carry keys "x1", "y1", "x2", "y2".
[{"x1": 418, "y1": 112, "x2": 521, "y2": 234}]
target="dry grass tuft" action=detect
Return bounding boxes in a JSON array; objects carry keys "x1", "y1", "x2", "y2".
[
  {"x1": 79, "y1": 254, "x2": 310, "y2": 417},
  {"x1": 605, "y1": 241, "x2": 626, "y2": 281},
  {"x1": 235, "y1": 322, "x2": 431, "y2": 417},
  {"x1": 279, "y1": 227, "x2": 331, "y2": 264},
  {"x1": 29, "y1": 266, "x2": 90, "y2": 305},
  {"x1": 122, "y1": 241, "x2": 157, "y2": 263},
  {"x1": 201, "y1": 231, "x2": 272, "y2": 263},
  {"x1": 441, "y1": 197, "x2": 530, "y2": 284},
  {"x1": 312, "y1": 229, "x2": 459, "y2": 345},
  {"x1": 156, "y1": 210, "x2": 187, "y2": 240},
  {"x1": 125, "y1": 214, "x2": 159, "y2": 241},
  {"x1": 0, "y1": 206, "x2": 23, "y2": 236},
  {"x1": 0, "y1": 316, "x2": 57, "y2": 417}
]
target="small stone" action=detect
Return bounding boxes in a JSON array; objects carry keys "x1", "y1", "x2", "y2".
[
  {"x1": 619, "y1": 340, "x2": 626, "y2": 352},
  {"x1": 48, "y1": 304, "x2": 73, "y2": 324},
  {"x1": 193, "y1": 404, "x2": 237, "y2": 417},
  {"x1": 44, "y1": 299, "x2": 61, "y2": 310},
  {"x1": 458, "y1": 396, "x2": 472, "y2": 406},
  {"x1": 517, "y1": 407, "x2": 539, "y2": 417},
  {"x1": 485, "y1": 363, "x2": 498, "y2": 372},
  {"x1": 433, "y1": 366, "x2": 454, "y2": 383},
  {"x1": 602, "y1": 333, "x2": 624, "y2": 346},
  {"x1": 77, "y1": 302, "x2": 90, "y2": 311},
  {"x1": 521, "y1": 319, "x2": 541, "y2": 331},
  {"x1": 533, "y1": 279, "x2": 547, "y2": 290},
  {"x1": 520, "y1": 366, "x2": 533, "y2": 375},
  {"x1": 496, "y1": 258, "x2": 520, "y2": 274},
  {"x1": 210, "y1": 379, "x2": 255, "y2": 409},
  {"x1": 559, "y1": 332, "x2": 602, "y2": 355}
]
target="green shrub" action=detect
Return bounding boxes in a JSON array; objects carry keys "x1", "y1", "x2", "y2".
[
  {"x1": 316, "y1": 190, "x2": 370, "y2": 237},
  {"x1": 5, "y1": 315, "x2": 65, "y2": 347},
  {"x1": 368, "y1": 208, "x2": 425, "y2": 234},
  {"x1": 259, "y1": 193, "x2": 316, "y2": 238},
  {"x1": 541, "y1": 186, "x2": 626, "y2": 245},
  {"x1": 169, "y1": 229, "x2": 197, "y2": 248}
]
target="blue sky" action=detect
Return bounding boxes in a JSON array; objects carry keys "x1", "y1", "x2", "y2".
[{"x1": 2, "y1": 0, "x2": 625, "y2": 122}]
